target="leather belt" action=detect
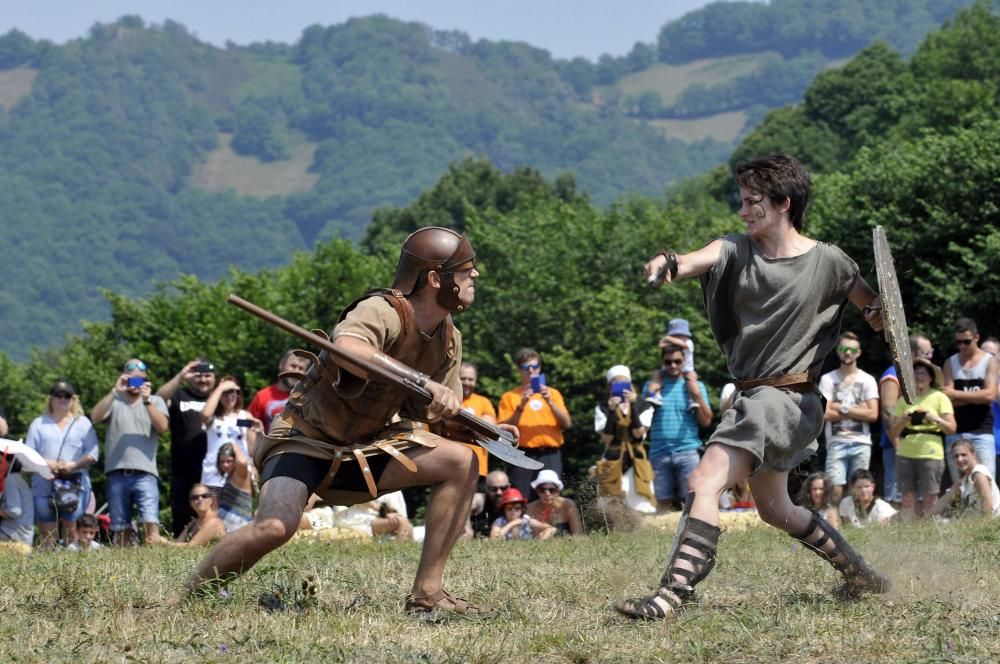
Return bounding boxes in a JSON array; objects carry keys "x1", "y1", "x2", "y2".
[{"x1": 734, "y1": 372, "x2": 814, "y2": 393}]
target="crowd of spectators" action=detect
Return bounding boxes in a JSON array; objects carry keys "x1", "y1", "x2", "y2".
[{"x1": 2, "y1": 315, "x2": 998, "y2": 553}]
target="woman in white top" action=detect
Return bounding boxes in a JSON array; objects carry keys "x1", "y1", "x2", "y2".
[
  {"x1": 932, "y1": 438, "x2": 1000, "y2": 518},
  {"x1": 200, "y1": 375, "x2": 260, "y2": 490}
]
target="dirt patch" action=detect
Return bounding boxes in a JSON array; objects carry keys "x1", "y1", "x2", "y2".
[
  {"x1": 650, "y1": 110, "x2": 748, "y2": 143},
  {"x1": 189, "y1": 133, "x2": 319, "y2": 198},
  {"x1": 0, "y1": 67, "x2": 37, "y2": 110}
]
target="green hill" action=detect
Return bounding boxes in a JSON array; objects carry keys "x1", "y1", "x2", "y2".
[{"x1": 0, "y1": 1, "x2": 978, "y2": 357}]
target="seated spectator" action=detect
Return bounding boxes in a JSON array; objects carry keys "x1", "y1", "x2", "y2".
[
  {"x1": 200, "y1": 376, "x2": 261, "y2": 491},
  {"x1": 490, "y1": 488, "x2": 555, "y2": 540},
  {"x1": 174, "y1": 483, "x2": 226, "y2": 546},
  {"x1": 468, "y1": 470, "x2": 510, "y2": 538},
  {"x1": 302, "y1": 491, "x2": 414, "y2": 541},
  {"x1": 890, "y1": 358, "x2": 956, "y2": 520},
  {"x1": 0, "y1": 457, "x2": 33, "y2": 546},
  {"x1": 66, "y1": 514, "x2": 102, "y2": 552},
  {"x1": 838, "y1": 469, "x2": 896, "y2": 527},
  {"x1": 795, "y1": 471, "x2": 840, "y2": 528},
  {"x1": 215, "y1": 443, "x2": 254, "y2": 532},
  {"x1": 594, "y1": 365, "x2": 655, "y2": 513},
  {"x1": 931, "y1": 438, "x2": 1000, "y2": 518},
  {"x1": 526, "y1": 469, "x2": 584, "y2": 535},
  {"x1": 25, "y1": 380, "x2": 99, "y2": 548}
]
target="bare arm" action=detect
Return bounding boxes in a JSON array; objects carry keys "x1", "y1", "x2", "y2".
[
  {"x1": 200, "y1": 382, "x2": 228, "y2": 426},
  {"x1": 645, "y1": 239, "x2": 724, "y2": 285},
  {"x1": 945, "y1": 355, "x2": 998, "y2": 405},
  {"x1": 539, "y1": 385, "x2": 572, "y2": 430},
  {"x1": 880, "y1": 380, "x2": 900, "y2": 431},
  {"x1": 849, "y1": 277, "x2": 883, "y2": 332},
  {"x1": 564, "y1": 499, "x2": 584, "y2": 535},
  {"x1": 140, "y1": 383, "x2": 168, "y2": 434},
  {"x1": 687, "y1": 377, "x2": 713, "y2": 428},
  {"x1": 973, "y1": 471, "x2": 994, "y2": 516},
  {"x1": 930, "y1": 484, "x2": 959, "y2": 516},
  {"x1": 156, "y1": 360, "x2": 199, "y2": 402},
  {"x1": 0, "y1": 416, "x2": 7, "y2": 438},
  {"x1": 181, "y1": 517, "x2": 226, "y2": 546},
  {"x1": 841, "y1": 398, "x2": 880, "y2": 424},
  {"x1": 91, "y1": 375, "x2": 128, "y2": 423}
]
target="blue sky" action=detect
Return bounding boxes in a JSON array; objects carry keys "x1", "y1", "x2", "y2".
[{"x1": 0, "y1": 0, "x2": 713, "y2": 61}]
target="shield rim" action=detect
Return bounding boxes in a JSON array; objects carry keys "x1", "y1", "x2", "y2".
[{"x1": 873, "y1": 225, "x2": 917, "y2": 403}]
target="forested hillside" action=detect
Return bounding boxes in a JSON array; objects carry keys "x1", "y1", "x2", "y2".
[
  {"x1": 0, "y1": 1, "x2": 978, "y2": 356},
  {"x1": 1, "y1": 4, "x2": 998, "y2": 496}
]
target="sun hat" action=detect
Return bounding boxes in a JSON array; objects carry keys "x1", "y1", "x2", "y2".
[
  {"x1": 605, "y1": 365, "x2": 631, "y2": 383},
  {"x1": 530, "y1": 469, "x2": 564, "y2": 492},
  {"x1": 667, "y1": 318, "x2": 691, "y2": 337},
  {"x1": 912, "y1": 357, "x2": 944, "y2": 389}
]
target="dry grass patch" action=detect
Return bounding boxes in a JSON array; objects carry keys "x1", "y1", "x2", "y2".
[
  {"x1": 649, "y1": 111, "x2": 748, "y2": 143},
  {"x1": 596, "y1": 55, "x2": 768, "y2": 107},
  {"x1": 189, "y1": 133, "x2": 319, "y2": 199},
  {"x1": 0, "y1": 67, "x2": 37, "y2": 110},
  {"x1": 1, "y1": 518, "x2": 996, "y2": 662}
]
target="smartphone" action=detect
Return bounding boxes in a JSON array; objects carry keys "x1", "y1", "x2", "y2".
[
  {"x1": 126, "y1": 376, "x2": 146, "y2": 389},
  {"x1": 909, "y1": 411, "x2": 926, "y2": 425},
  {"x1": 530, "y1": 374, "x2": 546, "y2": 394},
  {"x1": 610, "y1": 382, "x2": 629, "y2": 398},
  {"x1": 194, "y1": 362, "x2": 214, "y2": 374},
  {"x1": 236, "y1": 418, "x2": 254, "y2": 428}
]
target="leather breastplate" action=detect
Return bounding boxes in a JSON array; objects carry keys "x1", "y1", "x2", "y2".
[{"x1": 284, "y1": 289, "x2": 454, "y2": 444}]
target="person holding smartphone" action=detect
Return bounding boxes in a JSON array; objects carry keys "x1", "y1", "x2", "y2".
[
  {"x1": 90, "y1": 358, "x2": 169, "y2": 545},
  {"x1": 595, "y1": 365, "x2": 655, "y2": 512},
  {"x1": 889, "y1": 357, "x2": 956, "y2": 520},
  {"x1": 199, "y1": 375, "x2": 263, "y2": 491},
  {"x1": 498, "y1": 348, "x2": 573, "y2": 498}
]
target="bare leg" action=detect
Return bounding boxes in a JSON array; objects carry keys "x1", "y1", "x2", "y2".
[
  {"x1": 919, "y1": 493, "x2": 936, "y2": 517},
  {"x1": 62, "y1": 520, "x2": 78, "y2": 547},
  {"x1": 37, "y1": 522, "x2": 58, "y2": 549},
  {"x1": 178, "y1": 476, "x2": 308, "y2": 596},
  {"x1": 830, "y1": 485, "x2": 845, "y2": 506},
  {"x1": 616, "y1": 444, "x2": 755, "y2": 619},
  {"x1": 754, "y1": 470, "x2": 891, "y2": 598},
  {"x1": 376, "y1": 442, "x2": 478, "y2": 599}
]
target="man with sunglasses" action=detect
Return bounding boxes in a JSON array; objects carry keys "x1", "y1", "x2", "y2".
[
  {"x1": 498, "y1": 348, "x2": 572, "y2": 498},
  {"x1": 819, "y1": 331, "x2": 879, "y2": 505},
  {"x1": 173, "y1": 227, "x2": 517, "y2": 617},
  {"x1": 91, "y1": 358, "x2": 169, "y2": 545},
  {"x1": 942, "y1": 318, "x2": 998, "y2": 481},
  {"x1": 618, "y1": 154, "x2": 889, "y2": 621},
  {"x1": 468, "y1": 470, "x2": 511, "y2": 538}
]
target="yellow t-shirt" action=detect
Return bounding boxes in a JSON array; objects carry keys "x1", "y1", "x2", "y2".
[
  {"x1": 461, "y1": 393, "x2": 496, "y2": 476},
  {"x1": 498, "y1": 387, "x2": 566, "y2": 449},
  {"x1": 892, "y1": 389, "x2": 954, "y2": 460}
]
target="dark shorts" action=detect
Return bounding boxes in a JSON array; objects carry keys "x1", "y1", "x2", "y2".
[{"x1": 260, "y1": 452, "x2": 393, "y2": 495}]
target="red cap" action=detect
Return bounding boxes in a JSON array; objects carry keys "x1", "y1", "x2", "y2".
[{"x1": 498, "y1": 487, "x2": 527, "y2": 508}]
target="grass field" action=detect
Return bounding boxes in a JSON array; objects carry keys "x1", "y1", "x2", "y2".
[
  {"x1": 648, "y1": 111, "x2": 748, "y2": 144},
  {"x1": 599, "y1": 55, "x2": 768, "y2": 107},
  {"x1": 188, "y1": 132, "x2": 319, "y2": 199},
  {"x1": 1, "y1": 514, "x2": 996, "y2": 662},
  {"x1": 0, "y1": 66, "x2": 37, "y2": 110}
]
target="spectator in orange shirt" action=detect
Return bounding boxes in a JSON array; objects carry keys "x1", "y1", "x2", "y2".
[
  {"x1": 459, "y1": 362, "x2": 496, "y2": 477},
  {"x1": 498, "y1": 348, "x2": 572, "y2": 498}
]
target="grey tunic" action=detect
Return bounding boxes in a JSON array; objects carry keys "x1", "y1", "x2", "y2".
[{"x1": 699, "y1": 234, "x2": 859, "y2": 471}]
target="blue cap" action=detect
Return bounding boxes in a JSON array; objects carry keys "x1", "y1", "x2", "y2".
[{"x1": 667, "y1": 319, "x2": 691, "y2": 337}]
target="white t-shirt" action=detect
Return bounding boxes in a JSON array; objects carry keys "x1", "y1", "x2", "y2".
[
  {"x1": 959, "y1": 464, "x2": 1000, "y2": 518},
  {"x1": 201, "y1": 410, "x2": 253, "y2": 488},
  {"x1": 838, "y1": 496, "x2": 896, "y2": 527},
  {"x1": 819, "y1": 368, "x2": 879, "y2": 445}
]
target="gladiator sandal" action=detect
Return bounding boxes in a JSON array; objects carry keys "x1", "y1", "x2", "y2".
[
  {"x1": 404, "y1": 589, "x2": 495, "y2": 619},
  {"x1": 792, "y1": 511, "x2": 891, "y2": 599},
  {"x1": 615, "y1": 493, "x2": 721, "y2": 620}
]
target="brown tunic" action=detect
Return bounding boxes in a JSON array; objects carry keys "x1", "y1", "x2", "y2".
[{"x1": 254, "y1": 290, "x2": 462, "y2": 495}]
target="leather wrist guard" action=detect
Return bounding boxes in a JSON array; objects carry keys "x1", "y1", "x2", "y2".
[
  {"x1": 655, "y1": 251, "x2": 679, "y2": 281},
  {"x1": 369, "y1": 352, "x2": 430, "y2": 387}
]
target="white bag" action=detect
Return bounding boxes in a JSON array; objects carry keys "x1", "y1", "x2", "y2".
[{"x1": 622, "y1": 466, "x2": 656, "y2": 514}]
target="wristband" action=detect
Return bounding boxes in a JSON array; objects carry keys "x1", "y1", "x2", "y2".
[{"x1": 653, "y1": 250, "x2": 679, "y2": 281}]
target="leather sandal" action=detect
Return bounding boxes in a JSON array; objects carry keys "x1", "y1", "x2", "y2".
[
  {"x1": 614, "y1": 586, "x2": 684, "y2": 621},
  {"x1": 404, "y1": 589, "x2": 495, "y2": 618}
]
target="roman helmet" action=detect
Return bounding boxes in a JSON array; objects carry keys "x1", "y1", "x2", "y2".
[{"x1": 391, "y1": 227, "x2": 476, "y2": 312}]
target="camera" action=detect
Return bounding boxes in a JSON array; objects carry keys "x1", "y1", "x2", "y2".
[
  {"x1": 194, "y1": 362, "x2": 215, "y2": 374},
  {"x1": 909, "y1": 411, "x2": 926, "y2": 425},
  {"x1": 126, "y1": 376, "x2": 146, "y2": 389},
  {"x1": 236, "y1": 418, "x2": 254, "y2": 428}
]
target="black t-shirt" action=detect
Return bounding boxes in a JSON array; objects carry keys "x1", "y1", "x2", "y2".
[
  {"x1": 168, "y1": 386, "x2": 209, "y2": 475},
  {"x1": 471, "y1": 500, "x2": 502, "y2": 538}
]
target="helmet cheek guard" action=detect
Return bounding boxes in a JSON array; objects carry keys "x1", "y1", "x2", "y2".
[{"x1": 392, "y1": 227, "x2": 476, "y2": 313}]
